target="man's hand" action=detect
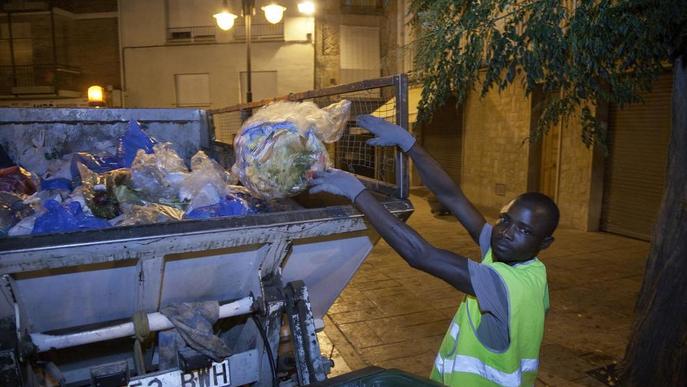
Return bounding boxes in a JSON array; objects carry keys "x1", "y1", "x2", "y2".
[
  {"x1": 357, "y1": 115, "x2": 416, "y2": 152},
  {"x1": 309, "y1": 169, "x2": 366, "y2": 202}
]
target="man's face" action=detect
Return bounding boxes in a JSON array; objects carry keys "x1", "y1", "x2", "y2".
[{"x1": 490, "y1": 199, "x2": 553, "y2": 264}]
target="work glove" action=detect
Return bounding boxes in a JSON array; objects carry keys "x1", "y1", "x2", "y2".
[
  {"x1": 309, "y1": 169, "x2": 366, "y2": 202},
  {"x1": 357, "y1": 114, "x2": 416, "y2": 152}
]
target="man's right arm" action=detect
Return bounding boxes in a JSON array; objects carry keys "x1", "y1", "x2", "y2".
[{"x1": 407, "y1": 143, "x2": 486, "y2": 244}]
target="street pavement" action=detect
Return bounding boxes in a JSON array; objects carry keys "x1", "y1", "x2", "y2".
[{"x1": 321, "y1": 189, "x2": 650, "y2": 386}]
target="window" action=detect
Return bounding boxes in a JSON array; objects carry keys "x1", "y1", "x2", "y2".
[
  {"x1": 340, "y1": 25, "x2": 380, "y2": 84},
  {"x1": 166, "y1": 0, "x2": 217, "y2": 42}
]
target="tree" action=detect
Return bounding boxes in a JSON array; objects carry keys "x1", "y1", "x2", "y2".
[{"x1": 408, "y1": 0, "x2": 686, "y2": 385}]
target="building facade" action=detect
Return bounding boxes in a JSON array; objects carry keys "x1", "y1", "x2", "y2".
[{"x1": 0, "y1": 0, "x2": 120, "y2": 107}]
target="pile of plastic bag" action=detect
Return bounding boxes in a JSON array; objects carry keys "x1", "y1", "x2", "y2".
[
  {"x1": 0, "y1": 119, "x2": 300, "y2": 238},
  {"x1": 233, "y1": 100, "x2": 351, "y2": 199},
  {"x1": 1, "y1": 99, "x2": 350, "y2": 238}
]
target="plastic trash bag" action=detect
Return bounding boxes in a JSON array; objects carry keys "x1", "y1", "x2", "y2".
[
  {"x1": 13, "y1": 130, "x2": 60, "y2": 177},
  {"x1": 131, "y1": 143, "x2": 188, "y2": 203},
  {"x1": 0, "y1": 192, "x2": 34, "y2": 237},
  {"x1": 0, "y1": 166, "x2": 38, "y2": 195},
  {"x1": 185, "y1": 183, "x2": 221, "y2": 213},
  {"x1": 41, "y1": 178, "x2": 73, "y2": 191},
  {"x1": 179, "y1": 151, "x2": 237, "y2": 207},
  {"x1": 32, "y1": 199, "x2": 110, "y2": 235},
  {"x1": 233, "y1": 100, "x2": 351, "y2": 199},
  {"x1": 113, "y1": 203, "x2": 184, "y2": 227},
  {"x1": 43, "y1": 156, "x2": 73, "y2": 180},
  {"x1": 23, "y1": 188, "x2": 71, "y2": 216},
  {"x1": 78, "y1": 164, "x2": 133, "y2": 219},
  {"x1": 8, "y1": 212, "x2": 41, "y2": 236},
  {"x1": 184, "y1": 194, "x2": 253, "y2": 220},
  {"x1": 69, "y1": 120, "x2": 157, "y2": 184},
  {"x1": 64, "y1": 186, "x2": 93, "y2": 216},
  {"x1": 70, "y1": 152, "x2": 122, "y2": 183},
  {"x1": 118, "y1": 120, "x2": 157, "y2": 167}
]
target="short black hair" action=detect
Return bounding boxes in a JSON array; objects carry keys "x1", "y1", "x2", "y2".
[{"x1": 514, "y1": 192, "x2": 560, "y2": 236}]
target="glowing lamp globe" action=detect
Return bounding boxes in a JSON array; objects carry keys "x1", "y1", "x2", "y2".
[
  {"x1": 214, "y1": 11, "x2": 238, "y2": 30},
  {"x1": 262, "y1": 4, "x2": 286, "y2": 24}
]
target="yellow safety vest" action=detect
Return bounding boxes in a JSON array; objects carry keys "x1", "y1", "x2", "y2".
[{"x1": 430, "y1": 249, "x2": 548, "y2": 386}]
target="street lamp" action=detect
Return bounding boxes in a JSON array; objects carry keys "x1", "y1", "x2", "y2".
[
  {"x1": 261, "y1": 4, "x2": 286, "y2": 24},
  {"x1": 297, "y1": 1, "x2": 315, "y2": 15},
  {"x1": 214, "y1": 1, "x2": 312, "y2": 104}
]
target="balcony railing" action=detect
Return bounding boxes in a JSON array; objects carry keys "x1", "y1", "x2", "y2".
[
  {"x1": 233, "y1": 21, "x2": 284, "y2": 41},
  {"x1": 167, "y1": 25, "x2": 217, "y2": 43},
  {"x1": 0, "y1": 64, "x2": 82, "y2": 95},
  {"x1": 340, "y1": 0, "x2": 385, "y2": 15}
]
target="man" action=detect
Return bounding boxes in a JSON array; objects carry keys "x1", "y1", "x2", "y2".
[{"x1": 310, "y1": 115, "x2": 559, "y2": 387}]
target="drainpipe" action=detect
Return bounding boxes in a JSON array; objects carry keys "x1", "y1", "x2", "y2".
[
  {"x1": 8, "y1": 12, "x2": 17, "y2": 89},
  {"x1": 554, "y1": 116, "x2": 563, "y2": 202},
  {"x1": 118, "y1": 0, "x2": 125, "y2": 106},
  {"x1": 50, "y1": 0, "x2": 58, "y2": 89}
]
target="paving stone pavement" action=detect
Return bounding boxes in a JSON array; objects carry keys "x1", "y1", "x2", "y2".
[{"x1": 322, "y1": 190, "x2": 650, "y2": 386}]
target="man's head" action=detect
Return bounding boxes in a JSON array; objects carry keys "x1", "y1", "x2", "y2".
[{"x1": 490, "y1": 192, "x2": 559, "y2": 264}]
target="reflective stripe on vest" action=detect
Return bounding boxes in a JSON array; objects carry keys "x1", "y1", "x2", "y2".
[
  {"x1": 435, "y1": 354, "x2": 539, "y2": 387},
  {"x1": 449, "y1": 321, "x2": 460, "y2": 339}
]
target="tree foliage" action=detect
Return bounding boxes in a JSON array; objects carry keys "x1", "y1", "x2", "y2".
[{"x1": 409, "y1": 0, "x2": 686, "y2": 148}]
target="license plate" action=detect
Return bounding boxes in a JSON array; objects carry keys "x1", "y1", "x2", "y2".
[{"x1": 128, "y1": 359, "x2": 230, "y2": 387}]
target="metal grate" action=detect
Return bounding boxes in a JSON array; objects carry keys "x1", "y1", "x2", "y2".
[
  {"x1": 208, "y1": 75, "x2": 409, "y2": 198},
  {"x1": 333, "y1": 88, "x2": 397, "y2": 183}
]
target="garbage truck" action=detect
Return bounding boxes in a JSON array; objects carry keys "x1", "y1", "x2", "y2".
[{"x1": 0, "y1": 75, "x2": 415, "y2": 386}]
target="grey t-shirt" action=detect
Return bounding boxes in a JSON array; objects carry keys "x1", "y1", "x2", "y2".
[{"x1": 466, "y1": 223, "x2": 510, "y2": 351}]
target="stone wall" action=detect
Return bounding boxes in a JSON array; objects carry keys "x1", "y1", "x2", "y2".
[
  {"x1": 555, "y1": 106, "x2": 605, "y2": 231},
  {"x1": 461, "y1": 79, "x2": 532, "y2": 211},
  {"x1": 461, "y1": 81, "x2": 604, "y2": 230}
]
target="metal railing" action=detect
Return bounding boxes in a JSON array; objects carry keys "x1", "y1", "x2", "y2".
[
  {"x1": 340, "y1": 0, "x2": 385, "y2": 15},
  {"x1": 167, "y1": 26, "x2": 217, "y2": 43},
  {"x1": 233, "y1": 21, "x2": 284, "y2": 41},
  {"x1": 0, "y1": 64, "x2": 81, "y2": 94}
]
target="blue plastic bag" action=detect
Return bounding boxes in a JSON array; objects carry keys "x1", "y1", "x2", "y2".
[
  {"x1": 32, "y1": 200, "x2": 110, "y2": 234},
  {"x1": 70, "y1": 120, "x2": 157, "y2": 184},
  {"x1": 40, "y1": 177, "x2": 73, "y2": 191},
  {"x1": 184, "y1": 196, "x2": 253, "y2": 220},
  {"x1": 117, "y1": 120, "x2": 157, "y2": 167}
]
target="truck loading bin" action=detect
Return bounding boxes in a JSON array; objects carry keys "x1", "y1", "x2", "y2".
[{"x1": 0, "y1": 75, "x2": 412, "y2": 386}]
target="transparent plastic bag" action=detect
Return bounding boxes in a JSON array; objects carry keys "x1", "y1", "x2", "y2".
[
  {"x1": 69, "y1": 120, "x2": 157, "y2": 183},
  {"x1": 0, "y1": 166, "x2": 38, "y2": 195},
  {"x1": 8, "y1": 212, "x2": 41, "y2": 236},
  {"x1": 78, "y1": 164, "x2": 133, "y2": 219},
  {"x1": 233, "y1": 100, "x2": 351, "y2": 199},
  {"x1": 0, "y1": 192, "x2": 34, "y2": 237},
  {"x1": 113, "y1": 203, "x2": 184, "y2": 227},
  {"x1": 179, "y1": 151, "x2": 237, "y2": 208},
  {"x1": 130, "y1": 143, "x2": 188, "y2": 202},
  {"x1": 241, "y1": 100, "x2": 351, "y2": 143}
]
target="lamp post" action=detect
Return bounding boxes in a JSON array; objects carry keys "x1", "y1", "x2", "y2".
[
  {"x1": 214, "y1": 1, "x2": 288, "y2": 105},
  {"x1": 215, "y1": 1, "x2": 313, "y2": 106},
  {"x1": 243, "y1": 0, "x2": 254, "y2": 103}
]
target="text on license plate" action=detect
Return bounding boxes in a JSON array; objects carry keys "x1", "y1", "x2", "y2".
[{"x1": 128, "y1": 359, "x2": 230, "y2": 387}]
